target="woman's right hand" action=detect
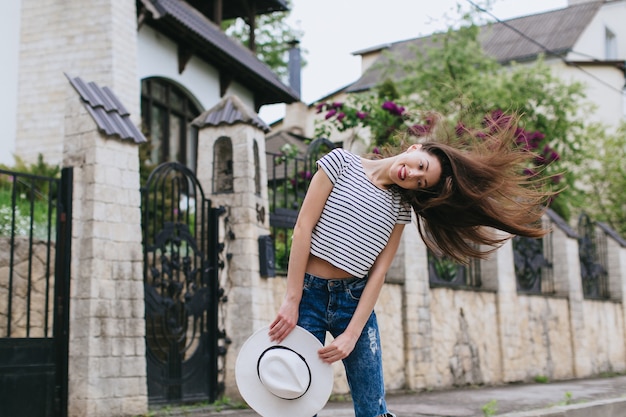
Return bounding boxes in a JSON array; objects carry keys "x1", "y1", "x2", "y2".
[{"x1": 268, "y1": 299, "x2": 299, "y2": 343}]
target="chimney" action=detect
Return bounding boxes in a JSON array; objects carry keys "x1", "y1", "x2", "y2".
[
  {"x1": 288, "y1": 39, "x2": 301, "y2": 99},
  {"x1": 282, "y1": 39, "x2": 308, "y2": 135}
]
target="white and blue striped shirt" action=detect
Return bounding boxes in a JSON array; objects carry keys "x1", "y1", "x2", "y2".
[{"x1": 310, "y1": 148, "x2": 412, "y2": 278}]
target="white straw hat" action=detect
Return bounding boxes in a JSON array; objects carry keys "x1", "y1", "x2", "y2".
[{"x1": 235, "y1": 325, "x2": 333, "y2": 417}]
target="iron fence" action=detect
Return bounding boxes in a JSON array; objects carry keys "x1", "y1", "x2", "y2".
[
  {"x1": 267, "y1": 138, "x2": 335, "y2": 275},
  {"x1": 578, "y1": 212, "x2": 609, "y2": 299}
]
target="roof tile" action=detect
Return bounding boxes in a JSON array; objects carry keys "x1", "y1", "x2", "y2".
[{"x1": 66, "y1": 74, "x2": 147, "y2": 143}]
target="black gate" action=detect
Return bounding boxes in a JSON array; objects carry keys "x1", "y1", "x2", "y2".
[
  {"x1": 0, "y1": 167, "x2": 73, "y2": 417},
  {"x1": 141, "y1": 162, "x2": 225, "y2": 404},
  {"x1": 268, "y1": 138, "x2": 335, "y2": 274}
]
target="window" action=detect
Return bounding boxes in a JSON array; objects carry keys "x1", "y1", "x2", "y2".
[
  {"x1": 213, "y1": 137, "x2": 234, "y2": 193},
  {"x1": 605, "y1": 27, "x2": 617, "y2": 60},
  {"x1": 141, "y1": 78, "x2": 201, "y2": 172}
]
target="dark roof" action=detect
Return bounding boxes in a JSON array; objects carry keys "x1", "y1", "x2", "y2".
[
  {"x1": 138, "y1": 0, "x2": 299, "y2": 108},
  {"x1": 186, "y1": 0, "x2": 289, "y2": 20},
  {"x1": 192, "y1": 95, "x2": 270, "y2": 132},
  {"x1": 546, "y1": 208, "x2": 578, "y2": 239},
  {"x1": 264, "y1": 131, "x2": 308, "y2": 181},
  {"x1": 265, "y1": 130, "x2": 309, "y2": 155},
  {"x1": 597, "y1": 222, "x2": 626, "y2": 247},
  {"x1": 347, "y1": 2, "x2": 603, "y2": 93},
  {"x1": 65, "y1": 74, "x2": 147, "y2": 144}
]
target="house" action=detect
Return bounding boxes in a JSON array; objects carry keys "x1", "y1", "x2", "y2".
[
  {"x1": 1, "y1": 1, "x2": 302, "y2": 415},
  {"x1": 3, "y1": 0, "x2": 300, "y2": 168},
  {"x1": 273, "y1": 0, "x2": 626, "y2": 147}
]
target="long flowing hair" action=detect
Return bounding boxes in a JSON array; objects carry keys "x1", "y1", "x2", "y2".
[{"x1": 377, "y1": 112, "x2": 556, "y2": 263}]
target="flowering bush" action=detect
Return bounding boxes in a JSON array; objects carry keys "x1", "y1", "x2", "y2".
[
  {"x1": 316, "y1": 100, "x2": 562, "y2": 188},
  {"x1": 314, "y1": 94, "x2": 410, "y2": 147}
]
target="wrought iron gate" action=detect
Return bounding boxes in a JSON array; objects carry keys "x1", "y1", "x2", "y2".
[
  {"x1": 0, "y1": 167, "x2": 73, "y2": 417},
  {"x1": 141, "y1": 162, "x2": 225, "y2": 404}
]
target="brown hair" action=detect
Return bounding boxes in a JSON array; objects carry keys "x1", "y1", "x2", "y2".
[{"x1": 382, "y1": 113, "x2": 554, "y2": 263}]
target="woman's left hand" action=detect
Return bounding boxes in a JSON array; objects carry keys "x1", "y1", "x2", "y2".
[{"x1": 317, "y1": 332, "x2": 358, "y2": 364}]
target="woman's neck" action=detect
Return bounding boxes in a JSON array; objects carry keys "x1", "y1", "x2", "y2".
[{"x1": 361, "y1": 157, "x2": 393, "y2": 190}]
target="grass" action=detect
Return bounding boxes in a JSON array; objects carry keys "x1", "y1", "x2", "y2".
[
  {"x1": 0, "y1": 186, "x2": 56, "y2": 240},
  {"x1": 481, "y1": 399, "x2": 498, "y2": 416}
]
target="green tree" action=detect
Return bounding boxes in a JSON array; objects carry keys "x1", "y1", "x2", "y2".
[
  {"x1": 223, "y1": 2, "x2": 305, "y2": 82},
  {"x1": 387, "y1": 22, "x2": 591, "y2": 219},
  {"x1": 576, "y1": 122, "x2": 626, "y2": 235},
  {"x1": 315, "y1": 15, "x2": 610, "y2": 222}
]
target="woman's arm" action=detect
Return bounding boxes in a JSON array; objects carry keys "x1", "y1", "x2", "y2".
[
  {"x1": 317, "y1": 223, "x2": 405, "y2": 363},
  {"x1": 268, "y1": 169, "x2": 333, "y2": 343}
]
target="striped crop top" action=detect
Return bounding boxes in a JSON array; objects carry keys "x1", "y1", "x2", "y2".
[{"x1": 310, "y1": 148, "x2": 412, "y2": 278}]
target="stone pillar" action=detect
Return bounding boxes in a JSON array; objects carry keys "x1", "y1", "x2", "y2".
[
  {"x1": 17, "y1": 0, "x2": 138, "y2": 165},
  {"x1": 63, "y1": 85, "x2": 147, "y2": 416},
  {"x1": 551, "y1": 221, "x2": 591, "y2": 377},
  {"x1": 394, "y1": 222, "x2": 436, "y2": 390},
  {"x1": 604, "y1": 229, "x2": 626, "y2": 369},
  {"x1": 485, "y1": 238, "x2": 521, "y2": 382},
  {"x1": 193, "y1": 95, "x2": 276, "y2": 399}
]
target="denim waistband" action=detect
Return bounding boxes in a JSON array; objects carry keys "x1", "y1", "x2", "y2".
[{"x1": 304, "y1": 272, "x2": 366, "y2": 291}]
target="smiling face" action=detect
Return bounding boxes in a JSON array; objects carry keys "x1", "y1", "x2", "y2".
[{"x1": 392, "y1": 144, "x2": 442, "y2": 190}]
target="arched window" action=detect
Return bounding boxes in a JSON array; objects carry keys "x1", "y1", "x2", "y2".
[
  {"x1": 141, "y1": 78, "x2": 201, "y2": 172},
  {"x1": 213, "y1": 137, "x2": 234, "y2": 193}
]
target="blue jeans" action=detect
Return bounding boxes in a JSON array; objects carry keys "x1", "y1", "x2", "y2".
[{"x1": 298, "y1": 273, "x2": 390, "y2": 417}]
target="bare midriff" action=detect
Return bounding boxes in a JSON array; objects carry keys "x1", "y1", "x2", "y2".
[{"x1": 305, "y1": 254, "x2": 354, "y2": 279}]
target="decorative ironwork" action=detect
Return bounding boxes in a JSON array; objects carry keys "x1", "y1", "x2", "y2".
[
  {"x1": 578, "y1": 213, "x2": 608, "y2": 299},
  {"x1": 513, "y1": 235, "x2": 553, "y2": 294},
  {"x1": 141, "y1": 162, "x2": 226, "y2": 404},
  {"x1": 268, "y1": 138, "x2": 335, "y2": 274},
  {"x1": 428, "y1": 251, "x2": 481, "y2": 288},
  {"x1": 0, "y1": 167, "x2": 73, "y2": 417}
]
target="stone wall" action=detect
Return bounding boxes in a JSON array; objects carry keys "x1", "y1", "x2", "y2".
[
  {"x1": 0, "y1": 237, "x2": 54, "y2": 338},
  {"x1": 235, "y1": 213, "x2": 626, "y2": 399},
  {"x1": 372, "y1": 216, "x2": 625, "y2": 393},
  {"x1": 221, "y1": 194, "x2": 626, "y2": 401}
]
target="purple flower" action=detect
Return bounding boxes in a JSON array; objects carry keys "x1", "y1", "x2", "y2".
[
  {"x1": 315, "y1": 102, "x2": 327, "y2": 113},
  {"x1": 551, "y1": 174, "x2": 563, "y2": 184},
  {"x1": 356, "y1": 111, "x2": 368, "y2": 120},
  {"x1": 484, "y1": 109, "x2": 512, "y2": 131},
  {"x1": 455, "y1": 122, "x2": 467, "y2": 137},
  {"x1": 381, "y1": 101, "x2": 404, "y2": 116},
  {"x1": 332, "y1": 102, "x2": 343, "y2": 109},
  {"x1": 409, "y1": 124, "x2": 430, "y2": 136},
  {"x1": 325, "y1": 109, "x2": 337, "y2": 119},
  {"x1": 523, "y1": 168, "x2": 536, "y2": 177},
  {"x1": 549, "y1": 151, "x2": 560, "y2": 162},
  {"x1": 337, "y1": 112, "x2": 346, "y2": 121},
  {"x1": 372, "y1": 147, "x2": 380, "y2": 154}
]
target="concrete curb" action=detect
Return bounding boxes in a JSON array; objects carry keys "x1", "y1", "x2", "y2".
[{"x1": 498, "y1": 397, "x2": 626, "y2": 417}]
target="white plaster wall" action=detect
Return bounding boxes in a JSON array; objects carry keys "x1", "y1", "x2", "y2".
[
  {"x1": 549, "y1": 62, "x2": 624, "y2": 128},
  {"x1": 571, "y1": 1, "x2": 626, "y2": 59},
  {"x1": 137, "y1": 25, "x2": 256, "y2": 113}
]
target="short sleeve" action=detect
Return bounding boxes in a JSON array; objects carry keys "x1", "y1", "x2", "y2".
[
  {"x1": 397, "y1": 201, "x2": 412, "y2": 224},
  {"x1": 316, "y1": 148, "x2": 347, "y2": 185}
]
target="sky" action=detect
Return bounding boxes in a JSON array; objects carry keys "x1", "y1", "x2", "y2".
[
  {"x1": 258, "y1": 0, "x2": 569, "y2": 122},
  {"x1": 0, "y1": 0, "x2": 570, "y2": 164}
]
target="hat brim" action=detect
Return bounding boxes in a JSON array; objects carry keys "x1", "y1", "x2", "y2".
[{"x1": 235, "y1": 325, "x2": 333, "y2": 417}]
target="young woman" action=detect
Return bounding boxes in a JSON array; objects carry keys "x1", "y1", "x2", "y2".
[{"x1": 268, "y1": 115, "x2": 551, "y2": 417}]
